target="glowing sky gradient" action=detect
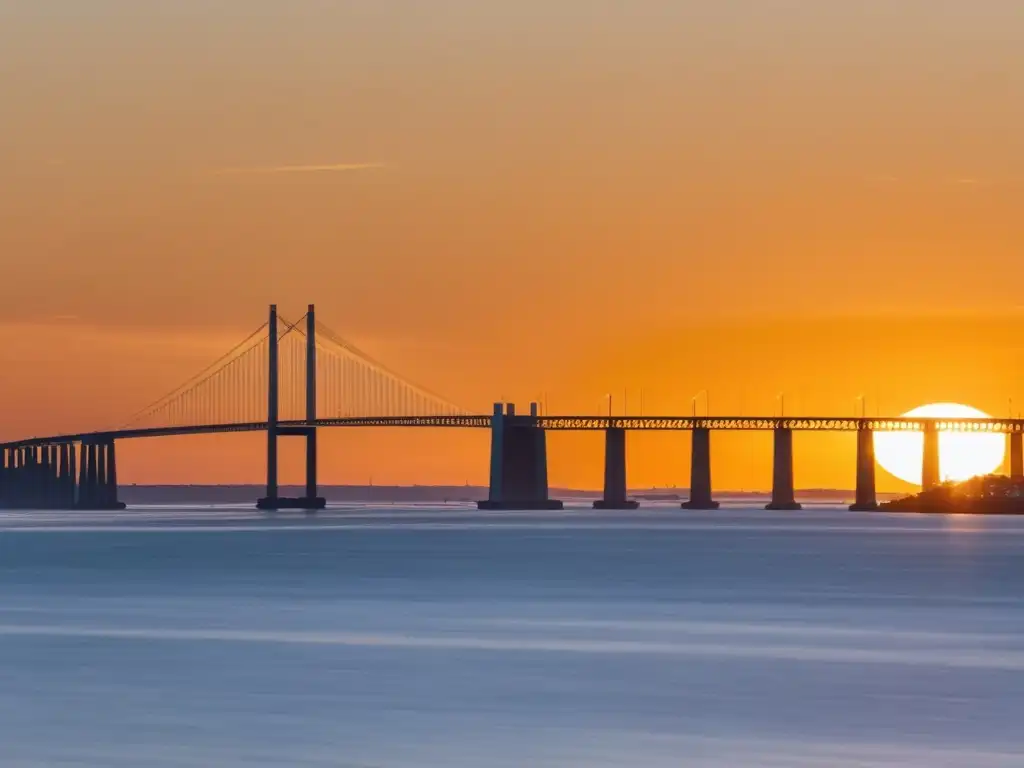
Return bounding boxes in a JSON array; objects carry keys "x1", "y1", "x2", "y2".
[{"x1": 2, "y1": 1, "x2": 1023, "y2": 490}]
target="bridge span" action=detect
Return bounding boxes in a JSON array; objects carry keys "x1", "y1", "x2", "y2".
[{"x1": 2, "y1": 305, "x2": 1022, "y2": 512}]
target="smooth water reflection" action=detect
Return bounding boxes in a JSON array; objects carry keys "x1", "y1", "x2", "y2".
[{"x1": 1, "y1": 505, "x2": 1023, "y2": 766}]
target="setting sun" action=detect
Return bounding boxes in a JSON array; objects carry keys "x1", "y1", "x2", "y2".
[{"x1": 875, "y1": 403, "x2": 1005, "y2": 487}]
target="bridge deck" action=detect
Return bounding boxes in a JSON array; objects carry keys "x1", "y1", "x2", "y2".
[{"x1": 3, "y1": 415, "x2": 1023, "y2": 449}]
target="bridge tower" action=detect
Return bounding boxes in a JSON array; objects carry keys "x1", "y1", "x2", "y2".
[
  {"x1": 257, "y1": 304, "x2": 326, "y2": 511},
  {"x1": 265, "y1": 304, "x2": 280, "y2": 504}
]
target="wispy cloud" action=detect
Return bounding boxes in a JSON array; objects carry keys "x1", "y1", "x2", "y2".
[{"x1": 213, "y1": 162, "x2": 385, "y2": 176}]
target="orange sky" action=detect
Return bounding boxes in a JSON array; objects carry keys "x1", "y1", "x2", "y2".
[{"x1": 2, "y1": 2, "x2": 1023, "y2": 492}]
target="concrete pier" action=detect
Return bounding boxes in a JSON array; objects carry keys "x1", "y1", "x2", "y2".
[
  {"x1": 766, "y1": 427, "x2": 802, "y2": 510},
  {"x1": 922, "y1": 422, "x2": 941, "y2": 491},
  {"x1": 96, "y1": 443, "x2": 108, "y2": 505},
  {"x1": 78, "y1": 443, "x2": 95, "y2": 509},
  {"x1": 594, "y1": 427, "x2": 638, "y2": 509},
  {"x1": 62, "y1": 443, "x2": 77, "y2": 508},
  {"x1": 75, "y1": 440, "x2": 125, "y2": 510},
  {"x1": 479, "y1": 403, "x2": 563, "y2": 510},
  {"x1": 681, "y1": 427, "x2": 719, "y2": 510},
  {"x1": 849, "y1": 427, "x2": 878, "y2": 511},
  {"x1": 1010, "y1": 432, "x2": 1023, "y2": 481}
]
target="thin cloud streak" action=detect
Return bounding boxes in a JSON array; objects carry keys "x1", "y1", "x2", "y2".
[{"x1": 212, "y1": 162, "x2": 385, "y2": 176}]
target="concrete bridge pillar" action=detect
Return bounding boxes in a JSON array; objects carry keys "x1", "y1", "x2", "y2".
[
  {"x1": 78, "y1": 443, "x2": 89, "y2": 508},
  {"x1": 105, "y1": 440, "x2": 124, "y2": 509},
  {"x1": 594, "y1": 427, "x2": 638, "y2": 509},
  {"x1": 19, "y1": 448, "x2": 29, "y2": 508},
  {"x1": 96, "y1": 442, "x2": 108, "y2": 507},
  {"x1": 7, "y1": 449, "x2": 18, "y2": 508},
  {"x1": 850, "y1": 428, "x2": 878, "y2": 511},
  {"x1": 78, "y1": 442, "x2": 96, "y2": 509},
  {"x1": 922, "y1": 422, "x2": 941, "y2": 491},
  {"x1": 39, "y1": 447, "x2": 52, "y2": 508},
  {"x1": 0, "y1": 448, "x2": 8, "y2": 509},
  {"x1": 485, "y1": 402, "x2": 505, "y2": 505},
  {"x1": 21, "y1": 448, "x2": 34, "y2": 508},
  {"x1": 1, "y1": 448, "x2": 11, "y2": 509},
  {"x1": 682, "y1": 427, "x2": 719, "y2": 510},
  {"x1": 61, "y1": 443, "x2": 77, "y2": 509},
  {"x1": 28, "y1": 447, "x2": 42, "y2": 509},
  {"x1": 479, "y1": 403, "x2": 562, "y2": 510},
  {"x1": 766, "y1": 427, "x2": 802, "y2": 510},
  {"x1": 43, "y1": 445, "x2": 57, "y2": 509},
  {"x1": 1009, "y1": 432, "x2": 1023, "y2": 481}
]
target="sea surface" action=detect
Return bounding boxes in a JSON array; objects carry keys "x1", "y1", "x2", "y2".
[{"x1": 2, "y1": 503, "x2": 1024, "y2": 767}]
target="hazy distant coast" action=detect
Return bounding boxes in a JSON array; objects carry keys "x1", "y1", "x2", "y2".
[{"x1": 116, "y1": 485, "x2": 891, "y2": 505}]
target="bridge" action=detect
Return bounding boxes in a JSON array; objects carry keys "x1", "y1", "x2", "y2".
[{"x1": 2, "y1": 305, "x2": 1023, "y2": 512}]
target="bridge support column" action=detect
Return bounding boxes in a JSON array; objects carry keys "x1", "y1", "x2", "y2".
[
  {"x1": 62, "y1": 443, "x2": 77, "y2": 509},
  {"x1": 766, "y1": 427, "x2": 802, "y2": 510},
  {"x1": 28, "y1": 448, "x2": 43, "y2": 508},
  {"x1": 1009, "y1": 432, "x2": 1023, "y2": 481},
  {"x1": 479, "y1": 403, "x2": 562, "y2": 510},
  {"x1": 39, "y1": 447, "x2": 51, "y2": 508},
  {"x1": 15, "y1": 448, "x2": 28, "y2": 508},
  {"x1": 594, "y1": 427, "x2": 638, "y2": 509},
  {"x1": 682, "y1": 427, "x2": 719, "y2": 510},
  {"x1": 6, "y1": 449, "x2": 17, "y2": 509},
  {"x1": 75, "y1": 441, "x2": 124, "y2": 510},
  {"x1": 43, "y1": 446, "x2": 57, "y2": 509},
  {"x1": 849, "y1": 428, "x2": 878, "y2": 511},
  {"x1": 78, "y1": 443, "x2": 92, "y2": 509},
  {"x1": 105, "y1": 440, "x2": 125, "y2": 510},
  {"x1": 8, "y1": 449, "x2": 18, "y2": 508},
  {"x1": 922, "y1": 422, "x2": 941, "y2": 491},
  {"x1": 0, "y1": 448, "x2": 8, "y2": 509},
  {"x1": 25, "y1": 447, "x2": 37, "y2": 508},
  {"x1": 51, "y1": 445, "x2": 63, "y2": 509},
  {"x1": 19, "y1": 448, "x2": 31, "y2": 508},
  {"x1": 96, "y1": 442, "x2": 108, "y2": 507}
]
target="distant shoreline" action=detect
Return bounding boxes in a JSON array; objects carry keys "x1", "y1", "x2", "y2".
[{"x1": 116, "y1": 485, "x2": 899, "y2": 505}]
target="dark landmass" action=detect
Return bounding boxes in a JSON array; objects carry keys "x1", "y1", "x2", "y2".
[
  {"x1": 880, "y1": 475, "x2": 1024, "y2": 515},
  {"x1": 118, "y1": 484, "x2": 889, "y2": 505}
]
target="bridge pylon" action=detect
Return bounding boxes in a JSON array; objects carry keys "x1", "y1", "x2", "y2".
[{"x1": 257, "y1": 304, "x2": 326, "y2": 511}]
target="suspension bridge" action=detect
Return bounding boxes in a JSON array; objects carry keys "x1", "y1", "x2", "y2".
[{"x1": 2, "y1": 304, "x2": 1023, "y2": 512}]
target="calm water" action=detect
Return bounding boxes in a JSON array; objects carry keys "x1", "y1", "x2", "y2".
[{"x1": 2, "y1": 504, "x2": 1024, "y2": 767}]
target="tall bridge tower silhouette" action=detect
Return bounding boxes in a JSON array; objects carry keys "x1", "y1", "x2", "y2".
[{"x1": 115, "y1": 303, "x2": 469, "y2": 510}]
